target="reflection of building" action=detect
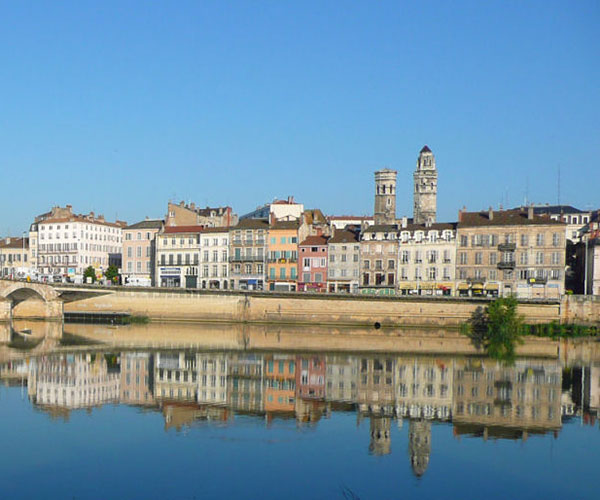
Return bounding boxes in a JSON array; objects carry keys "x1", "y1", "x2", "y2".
[
  {"x1": 162, "y1": 402, "x2": 230, "y2": 431},
  {"x1": 30, "y1": 353, "x2": 120, "y2": 412},
  {"x1": 396, "y1": 356, "x2": 453, "y2": 421},
  {"x1": 154, "y1": 351, "x2": 198, "y2": 401},
  {"x1": 369, "y1": 417, "x2": 391, "y2": 455},
  {"x1": 325, "y1": 355, "x2": 358, "y2": 403},
  {"x1": 228, "y1": 354, "x2": 264, "y2": 414},
  {"x1": 264, "y1": 355, "x2": 296, "y2": 416},
  {"x1": 197, "y1": 353, "x2": 228, "y2": 405},
  {"x1": 357, "y1": 356, "x2": 396, "y2": 414},
  {"x1": 297, "y1": 356, "x2": 326, "y2": 400},
  {"x1": 452, "y1": 358, "x2": 562, "y2": 439},
  {"x1": 120, "y1": 352, "x2": 154, "y2": 405},
  {"x1": 409, "y1": 419, "x2": 431, "y2": 477}
]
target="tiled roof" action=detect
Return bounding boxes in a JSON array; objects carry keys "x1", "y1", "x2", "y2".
[
  {"x1": 530, "y1": 205, "x2": 587, "y2": 215},
  {"x1": 363, "y1": 224, "x2": 399, "y2": 233},
  {"x1": 270, "y1": 221, "x2": 299, "y2": 230},
  {"x1": 459, "y1": 209, "x2": 565, "y2": 228},
  {"x1": 125, "y1": 219, "x2": 163, "y2": 230},
  {"x1": 232, "y1": 219, "x2": 270, "y2": 230},
  {"x1": 163, "y1": 225, "x2": 205, "y2": 234},
  {"x1": 0, "y1": 237, "x2": 28, "y2": 249},
  {"x1": 201, "y1": 226, "x2": 231, "y2": 233},
  {"x1": 299, "y1": 235, "x2": 328, "y2": 246},
  {"x1": 329, "y1": 230, "x2": 359, "y2": 244},
  {"x1": 38, "y1": 216, "x2": 126, "y2": 228}
]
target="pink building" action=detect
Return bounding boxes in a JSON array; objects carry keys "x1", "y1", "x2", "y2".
[
  {"x1": 296, "y1": 355, "x2": 326, "y2": 400},
  {"x1": 298, "y1": 235, "x2": 328, "y2": 292}
]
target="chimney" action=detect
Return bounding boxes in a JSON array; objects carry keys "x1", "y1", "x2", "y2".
[
  {"x1": 190, "y1": 202, "x2": 196, "y2": 210},
  {"x1": 528, "y1": 205, "x2": 534, "y2": 220},
  {"x1": 288, "y1": 195, "x2": 294, "y2": 204},
  {"x1": 458, "y1": 206, "x2": 466, "y2": 223},
  {"x1": 488, "y1": 207, "x2": 494, "y2": 220},
  {"x1": 179, "y1": 200, "x2": 185, "y2": 207}
]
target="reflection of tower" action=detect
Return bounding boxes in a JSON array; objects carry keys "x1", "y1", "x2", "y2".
[
  {"x1": 369, "y1": 417, "x2": 391, "y2": 455},
  {"x1": 409, "y1": 419, "x2": 431, "y2": 477},
  {"x1": 374, "y1": 169, "x2": 397, "y2": 225},
  {"x1": 413, "y1": 146, "x2": 437, "y2": 225}
]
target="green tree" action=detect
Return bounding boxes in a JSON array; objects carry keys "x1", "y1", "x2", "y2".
[
  {"x1": 104, "y1": 265, "x2": 119, "y2": 283},
  {"x1": 465, "y1": 297, "x2": 524, "y2": 362},
  {"x1": 83, "y1": 266, "x2": 97, "y2": 283}
]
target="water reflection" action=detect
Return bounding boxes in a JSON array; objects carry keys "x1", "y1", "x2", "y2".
[{"x1": 2, "y1": 339, "x2": 599, "y2": 478}]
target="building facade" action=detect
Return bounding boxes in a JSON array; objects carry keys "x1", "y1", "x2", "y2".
[
  {"x1": 29, "y1": 205, "x2": 125, "y2": 282},
  {"x1": 199, "y1": 227, "x2": 230, "y2": 289},
  {"x1": 374, "y1": 169, "x2": 397, "y2": 226},
  {"x1": 413, "y1": 145, "x2": 438, "y2": 225},
  {"x1": 266, "y1": 221, "x2": 299, "y2": 292},
  {"x1": 155, "y1": 226, "x2": 202, "y2": 288},
  {"x1": 122, "y1": 219, "x2": 163, "y2": 286},
  {"x1": 359, "y1": 225, "x2": 398, "y2": 295},
  {"x1": 327, "y1": 229, "x2": 360, "y2": 293},
  {"x1": 165, "y1": 201, "x2": 237, "y2": 228},
  {"x1": 229, "y1": 219, "x2": 268, "y2": 290},
  {"x1": 0, "y1": 237, "x2": 30, "y2": 279},
  {"x1": 298, "y1": 235, "x2": 328, "y2": 292},
  {"x1": 456, "y1": 207, "x2": 566, "y2": 298},
  {"x1": 397, "y1": 222, "x2": 457, "y2": 296}
]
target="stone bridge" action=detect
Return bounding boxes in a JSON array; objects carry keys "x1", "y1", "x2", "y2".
[{"x1": 0, "y1": 279, "x2": 111, "y2": 321}]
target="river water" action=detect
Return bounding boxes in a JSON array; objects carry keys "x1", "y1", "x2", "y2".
[{"x1": 0, "y1": 322, "x2": 598, "y2": 499}]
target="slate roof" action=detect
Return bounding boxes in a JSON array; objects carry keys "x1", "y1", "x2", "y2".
[
  {"x1": 125, "y1": 219, "x2": 163, "y2": 230},
  {"x1": 459, "y1": 209, "x2": 565, "y2": 228}
]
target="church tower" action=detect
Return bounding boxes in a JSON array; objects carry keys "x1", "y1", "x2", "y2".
[
  {"x1": 408, "y1": 418, "x2": 431, "y2": 477},
  {"x1": 374, "y1": 169, "x2": 397, "y2": 225},
  {"x1": 413, "y1": 145, "x2": 437, "y2": 225}
]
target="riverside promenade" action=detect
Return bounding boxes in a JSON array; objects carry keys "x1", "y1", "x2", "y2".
[{"x1": 8, "y1": 282, "x2": 599, "y2": 328}]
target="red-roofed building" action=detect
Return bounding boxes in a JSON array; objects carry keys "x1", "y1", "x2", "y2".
[{"x1": 298, "y1": 235, "x2": 328, "y2": 292}]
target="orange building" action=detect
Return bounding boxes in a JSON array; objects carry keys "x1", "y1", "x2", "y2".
[{"x1": 267, "y1": 221, "x2": 299, "y2": 291}]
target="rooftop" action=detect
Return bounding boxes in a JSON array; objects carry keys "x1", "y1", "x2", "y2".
[
  {"x1": 459, "y1": 208, "x2": 565, "y2": 228},
  {"x1": 329, "y1": 230, "x2": 359, "y2": 244},
  {"x1": 299, "y1": 235, "x2": 328, "y2": 246},
  {"x1": 125, "y1": 219, "x2": 164, "y2": 230}
]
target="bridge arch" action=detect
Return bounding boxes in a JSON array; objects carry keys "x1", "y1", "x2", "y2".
[{"x1": 0, "y1": 282, "x2": 63, "y2": 321}]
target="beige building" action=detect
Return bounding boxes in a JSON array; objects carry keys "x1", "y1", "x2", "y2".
[
  {"x1": 197, "y1": 353, "x2": 228, "y2": 405},
  {"x1": 456, "y1": 207, "x2": 566, "y2": 298},
  {"x1": 29, "y1": 205, "x2": 126, "y2": 282},
  {"x1": 327, "y1": 229, "x2": 360, "y2": 293},
  {"x1": 155, "y1": 226, "x2": 202, "y2": 288},
  {"x1": 359, "y1": 225, "x2": 398, "y2": 295},
  {"x1": 122, "y1": 219, "x2": 163, "y2": 286},
  {"x1": 229, "y1": 219, "x2": 268, "y2": 290},
  {"x1": 154, "y1": 351, "x2": 198, "y2": 401},
  {"x1": 165, "y1": 201, "x2": 237, "y2": 228},
  {"x1": 0, "y1": 237, "x2": 31, "y2": 279},
  {"x1": 120, "y1": 352, "x2": 155, "y2": 405},
  {"x1": 397, "y1": 222, "x2": 457, "y2": 296}
]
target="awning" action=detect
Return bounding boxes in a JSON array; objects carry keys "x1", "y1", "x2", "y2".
[
  {"x1": 437, "y1": 282, "x2": 454, "y2": 289},
  {"x1": 399, "y1": 282, "x2": 415, "y2": 290},
  {"x1": 419, "y1": 282, "x2": 435, "y2": 290},
  {"x1": 458, "y1": 283, "x2": 470, "y2": 290},
  {"x1": 484, "y1": 283, "x2": 499, "y2": 290}
]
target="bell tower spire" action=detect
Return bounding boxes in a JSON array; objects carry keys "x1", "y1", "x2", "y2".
[{"x1": 413, "y1": 145, "x2": 437, "y2": 225}]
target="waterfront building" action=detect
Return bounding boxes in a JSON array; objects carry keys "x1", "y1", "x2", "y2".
[
  {"x1": 122, "y1": 219, "x2": 163, "y2": 287},
  {"x1": 199, "y1": 227, "x2": 230, "y2": 290},
  {"x1": 452, "y1": 358, "x2": 562, "y2": 439},
  {"x1": 327, "y1": 229, "x2": 360, "y2": 293},
  {"x1": 29, "y1": 205, "x2": 126, "y2": 282},
  {"x1": 413, "y1": 145, "x2": 438, "y2": 225},
  {"x1": 266, "y1": 221, "x2": 299, "y2": 292},
  {"x1": 165, "y1": 201, "x2": 237, "y2": 228},
  {"x1": 327, "y1": 215, "x2": 374, "y2": 230},
  {"x1": 298, "y1": 235, "x2": 329, "y2": 292},
  {"x1": 359, "y1": 225, "x2": 398, "y2": 295},
  {"x1": 374, "y1": 169, "x2": 397, "y2": 226},
  {"x1": 229, "y1": 219, "x2": 268, "y2": 290},
  {"x1": 299, "y1": 209, "x2": 331, "y2": 241},
  {"x1": 120, "y1": 352, "x2": 155, "y2": 405},
  {"x1": 456, "y1": 207, "x2": 566, "y2": 298},
  {"x1": 155, "y1": 226, "x2": 202, "y2": 288},
  {"x1": 227, "y1": 353, "x2": 264, "y2": 414},
  {"x1": 397, "y1": 221, "x2": 457, "y2": 296},
  {"x1": 0, "y1": 237, "x2": 30, "y2": 279},
  {"x1": 531, "y1": 205, "x2": 594, "y2": 243},
  {"x1": 154, "y1": 351, "x2": 198, "y2": 401},
  {"x1": 240, "y1": 196, "x2": 304, "y2": 222},
  {"x1": 197, "y1": 353, "x2": 228, "y2": 405}
]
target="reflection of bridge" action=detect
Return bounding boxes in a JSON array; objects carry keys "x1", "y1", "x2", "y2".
[{"x1": 0, "y1": 279, "x2": 110, "y2": 322}]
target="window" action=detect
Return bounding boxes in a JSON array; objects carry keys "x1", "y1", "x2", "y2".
[
  {"x1": 475, "y1": 252, "x2": 482, "y2": 265},
  {"x1": 489, "y1": 253, "x2": 497, "y2": 265},
  {"x1": 535, "y1": 252, "x2": 544, "y2": 265},
  {"x1": 536, "y1": 233, "x2": 545, "y2": 246},
  {"x1": 520, "y1": 234, "x2": 528, "y2": 247},
  {"x1": 552, "y1": 233, "x2": 560, "y2": 246},
  {"x1": 520, "y1": 252, "x2": 528, "y2": 265},
  {"x1": 363, "y1": 260, "x2": 369, "y2": 270},
  {"x1": 459, "y1": 252, "x2": 467, "y2": 265}
]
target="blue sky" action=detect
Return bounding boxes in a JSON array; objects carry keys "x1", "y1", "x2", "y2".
[{"x1": 1, "y1": 1, "x2": 598, "y2": 234}]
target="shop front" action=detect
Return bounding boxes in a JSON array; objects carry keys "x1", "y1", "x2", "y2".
[{"x1": 160, "y1": 267, "x2": 181, "y2": 288}]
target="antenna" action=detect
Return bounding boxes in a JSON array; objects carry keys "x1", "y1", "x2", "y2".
[
  {"x1": 557, "y1": 165, "x2": 561, "y2": 206},
  {"x1": 525, "y1": 177, "x2": 529, "y2": 206}
]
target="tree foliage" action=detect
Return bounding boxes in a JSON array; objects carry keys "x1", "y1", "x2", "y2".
[
  {"x1": 83, "y1": 266, "x2": 97, "y2": 283},
  {"x1": 104, "y1": 265, "x2": 119, "y2": 283},
  {"x1": 465, "y1": 297, "x2": 523, "y2": 362}
]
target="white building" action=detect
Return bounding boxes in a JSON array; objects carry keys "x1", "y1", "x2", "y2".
[
  {"x1": 29, "y1": 205, "x2": 125, "y2": 282},
  {"x1": 199, "y1": 227, "x2": 230, "y2": 290}
]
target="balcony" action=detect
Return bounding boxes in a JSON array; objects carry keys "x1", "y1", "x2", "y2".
[
  {"x1": 267, "y1": 258, "x2": 298, "y2": 263},
  {"x1": 497, "y1": 261, "x2": 516, "y2": 270},
  {"x1": 498, "y1": 243, "x2": 516, "y2": 252},
  {"x1": 229, "y1": 255, "x2": 265, "y2": 262}
]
